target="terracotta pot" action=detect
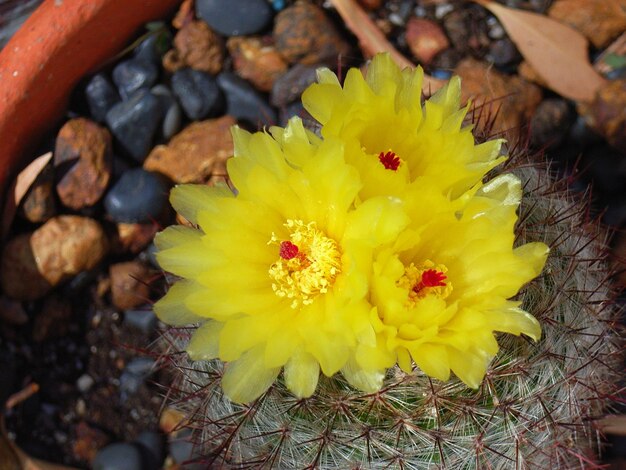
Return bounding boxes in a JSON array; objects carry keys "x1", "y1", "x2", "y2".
[{"x1": 0, "y1": 0, "x2": 182, "y2": 209}]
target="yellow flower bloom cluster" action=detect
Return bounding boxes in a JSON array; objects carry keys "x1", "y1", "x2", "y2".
[{"x1": 155, "y1": 53, "x2": 549, "y2": 403}]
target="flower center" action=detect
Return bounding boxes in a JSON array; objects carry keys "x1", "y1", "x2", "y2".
[
  {"x1": 269, "y1": 220, "x2": 342, "y2": 309},
  {"x1": 378, "y1": 150, "x2": 402, "y2": 171},
  {"x1": 397, "y1": 260, "x2": 452, "y2": 307}
]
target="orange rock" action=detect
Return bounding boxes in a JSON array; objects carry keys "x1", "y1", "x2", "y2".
[
  {"x1": 549, "y1": 0, "x2": 626, "y2": 49},
  {"x1": 0, "y1": 233, "x2": 51, "y2": 300},
  {"x1": 228, "y1": 36, "x2": 288, "y2": 92},
  {"x1": 115, "y1": 222, "x2": 160, "y2": 254},
  {"x1": 162, "y1": 48, "x2": 185, "y2": 73},
  {"x1": 54, "y1": 118, "x2": 112, "y2": 210},
  {"x1": 518, "y1": 60, "x2": 548, "y2": 88},
  {"x1": 143, "y1": 115, "x2": 235, "y2": 184},
  {"x1": 172, "y1": 20, "x2": 223, "y2": 74},
  {"x1": 159, "y1": 407, "x2": 187, "y2": 434},
  {"x1": 455, "y1": 58, "x2": 542, "y2": 140},
  {"x1": 405, "y1": 18, "x2": 449, "y2": 66},
  {"x1": 172, "y1": 0, "x2": 194, "y2": 29},
  {"x1": 109, "y1": 261, "x2": 153, "y2": 310},
  {"x1": 33, "y1": 294, "x2": 73, "y2": 342},
  {"x1": 580, "y1": 79, "x2": 626, "y2": 152}
]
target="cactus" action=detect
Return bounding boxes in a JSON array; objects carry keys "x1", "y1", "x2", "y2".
[{"x1": 158, "y1": 127, "x2": 622, "y2": 470}]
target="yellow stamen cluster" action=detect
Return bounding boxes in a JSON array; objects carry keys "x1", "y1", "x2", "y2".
[
  {"x1": 268, "y1": 220, "x2": 342, "y2": 308},
  {"x1": 397, "y1": 260, "x2": 452, "y2": 307}
]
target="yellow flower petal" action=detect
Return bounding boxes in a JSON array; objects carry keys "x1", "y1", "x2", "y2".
[
  {"x1": 341, "y1": 356, "x2": 384, "y2": 393},
  {"x1": 221, "y1": 346, "x2": 281, "y2": 403},
  {"x1": 170, "y1": 183, "x2": 233, "y2": 225},
  {"x1": 187, "y1": 320, "x2": 223, "y2": 360},
  {"x1": 153, "y1": 280, "x2": 204, "y2": 325},
  {"x1": 284, "y1": 349, "x2": 320, "y2": 398}
]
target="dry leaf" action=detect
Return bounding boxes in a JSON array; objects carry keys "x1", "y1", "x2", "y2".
[
  {"x1": 1, "y1": 415, "x2": 77, "y2": 470},
  {"x1": 597, "y1": 415, "x2": 626, "y2": 436},
  {"x1": 329, "y1": 0, "x2": 445, "y2": 93},
  {"x1": 473, "y1": 0, "x2": 607, "y2": 102},
  {"x1": 1, "y1": 151, "x2": 53, "y2": 239}
]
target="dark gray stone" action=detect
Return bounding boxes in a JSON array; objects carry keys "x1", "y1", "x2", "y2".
[
  {"x1": 104, "y1": 168, "x2": 169, "y2": 223},
  {"x1": 134, "y1": 431, "x2": 165, "y2": 470},
  {"x1": 113, "y1": 59, "x2": 159, "y2": 100},
  {"x1": 106, "y1": 89, "x2": 163, "y2": 162},
  {"x1": 271, "y1": 63, "x2": 318, "y2": 108},
  {"x1": 196, "y1": 0, "x2": 274, "y2": 36},
  {"x1": 134, "y1": 31, "x2": 171, "y2": 66},
  {"x1": 85, "y1": 74, "x2": 121, "y2": 123},
  {"x1": 487, "y1": 38, "x2": 522, "y2": 67},
  {"x1": 217, "y1": 72, "x2": 277, "y2": 127},
  {"x1": 124, "y1": 308, "x2": 158, "y2": 334},
  {"x1": 93, "y1": 443, "x2": 143, "y2": 470},
  {"x1": 530, "y1": 98, "x2": 575, "y2": 149},
  {"x1": 171, "y1": 68, "x2": 223, "y2": 121},
  {"x1": 151, "y1": 84, "x2": 182, "y2": 139}
]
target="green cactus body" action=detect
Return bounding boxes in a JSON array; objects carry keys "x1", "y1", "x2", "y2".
[{"x1": 161, "y1": 155, "x2": 622, "y2": 469}]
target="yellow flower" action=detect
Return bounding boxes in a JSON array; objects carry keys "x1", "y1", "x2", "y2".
[
  {"x1": 154, "y1": 118, "x2": 409, "y2": 403},
  {"x1": 302, "y1": 53, "x2": 505, "y2": 201},
  {"x1": 355, "y1": 174, "x2": 549, "y2": 388}
]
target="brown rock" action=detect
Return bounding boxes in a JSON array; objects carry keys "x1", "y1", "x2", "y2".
[
  {"x1": 110, "y1": 261, "x2": 152, "y2": 310},
  {"x1": 31, "y1": 216, "x2": 108, "y2": 287},
  {"x1": 172, "y1": 0, "x2": 194, "y2": 29},
  {"x1": 271, "y1": 63, "x2": 318, "y2": 107},
  {"x1": 549, "y1": 0, "x2": 626, "y2": 48},
  {"x1": 580, "y1": 79, "x2": 626, "y2": 153},
  {"x1": 115, "y1": 222, "x2": 160, "y2": 254},
  {"x1": 455, "y1": 58, "x2": 542, "y2": 140},
  {"x1": 143, "y1": 116, "x2": 235, "y2": 183},
  {"x1": 0, "y1": 216, "x2": 109, "y2": 300},
  {"x1": 405, "y1": 18, "x2": 450, "y2": 66},
  {"x1": 159, "y1": 407, "x2": 187, "y2": 434},
  {"x1": 33, "y1": 295, "x2": 73, "y2": 342},
  {"x1": 0, "y1": 296, "x2": 28, "y2": 326},
  {"x1": 54, "y1": 118, "x2": 112, "y2": 210},
  {"x1": 228, "y1": 36, "x2": 288, "y2": 92},
  {"x1": 274, "y1": 1, "x2": 351, "y2": 65},
  {"x1": 518, "y1": 60, "x2": 548, "y2": 88},
  {"x1": 357, "y1": 0, "x2": 382, "y2": 10},
  {"x1": 172, "y1": 20, "x2": 224, "y2": 74},
  {"x1": 162, "y1": 48, "x2": 185, "y2": 73},
  {"x1": 0, "y1": 233, "x2": 52, "y2": 300},
  {"x1": 72, "y1": 420, "x2": 110, "y2": 463},
  {"x1": 20, "y1": 163, "x2": 56, "y2": 223}
]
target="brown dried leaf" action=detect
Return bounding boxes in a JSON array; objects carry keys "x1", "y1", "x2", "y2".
[
  {"x1": 329, "y1": 0, "x2": 445, "y2": 93},
  {"x1": 474, "y1": 0, "x2": 607, "y2": 102},
  {"x1": 1, "y1": 151, "x2": 53, "y2": 239}
]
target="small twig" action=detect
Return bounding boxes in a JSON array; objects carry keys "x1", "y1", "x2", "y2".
[
  {"x1": 329, "y1": 0, "x2": 445, "y2": 93},
  {"x1": 5, "y1": 382, "x2": 39, "y2": 410}
]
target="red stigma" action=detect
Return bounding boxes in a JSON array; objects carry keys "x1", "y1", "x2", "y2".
[
  {"x1": 378, "y1": 151, "x2": 401, "y2": 171},
  {"x1": 413, "y1": 269, "x2": 447, "y2": 294},
  {"x1": 279, "y1": 241, "x2": 299, "y2": 260}
]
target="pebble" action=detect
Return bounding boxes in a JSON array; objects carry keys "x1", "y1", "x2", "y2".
[
  {"x1": 93, "y1": 442, "x2": 143, "y2": 470},
  {"x1": 405, "y1": 17, "x2": 450, "y2": 66},
  {"x1": 115, "y1": 222, "x2": 160, "y2": 254},
  {"x1": 106, "y1": 89, "x2": 163, "y2": 162},
  {"x1": 273, "y1": 2, "x2": 351, "y2": 65},
  {"x1": 144, "y1": 116, "x2": 235, "y2": 183},
  {"x1": 151, "y1": 84, "x2": 182, "y2": 139},
  {"x1": 112, "y1": 59, "x2": 159, "y2": 100},
  {"x1": 227, "y1": 36, "x2": 288, "y2": 92},
  {"x1": 124, "y1": 308, "x2": 158, "y2": 334},
  {"x1": 85, "y1": 73, "x2": 121, "y2": 123},
  {"x1": 486, "y1": 16, "x2": 505, "y2": 40},
  {"x1": 580, "y1": 78, "x2": 626, "y2": 153},
  {"x1": 76, "y1": 374, "x2": 95, "y2": 393},
  {"x1": 358, "y1": 0, "x2": 382, "y2": 10},
  {"x1": 172, "y1": 0, "x2": 194, "y2": 29},
  {"x1": 109, "y1": 261, "x2": 153, "y2": 310},
  {"x1": 530, "y1": 98, "x2": 575, "y2": 148},
  {"x1": 171, "y1": 68, "x2": 223, "y2": 120},
  {"x1": 548, "y1": 0, "x2": 626, "y2": 48},
  {"x1": 443, "y1": 6, "x2": 489, "y2": 56},
  {"x1": 125, "y1": 357, "x2": 155, "y2": 376},
  {"x1": 487, "y1": 38, "x2": 522, "y2": 67},
  {"x1": 455, "y1": 58, "x2": 542, "y2": 140},
  {"x1": 279, "y1": 101, "x2": 317, "y2": 130},
  {"x1": 20, "y1": 163, "x2": 56, "y2": 223},
  {"x1": 434, "y1": 3, "x2": 454, "y2": 19},
  {"x1": 171, "y1": 20, "x2": 224, "y2": 75},
  {"x1": 134, "y1": 33, "x2": 168, "y2": 67},
  {"x1": 0, "y1": 216, "x2": 108, "y2": 300},
  {"x1": 159, "y1": 407, "x2": 186, "y2": 434},
  {"x1": 134, "y1": 431, "x2": 165, "y2": 470},
  {"x1": 430, "y1": 48, "x2": 462, "y2": 71},
  {"x1": 217, "y1": 73, "x2": 277, "y2": 126},
  {"x1": 271, "y1": 63, "x2": 318, "y2": 108},
  {"x1": 120, "y1": 357, "x2": 155, "y2": 398},
  {"x1": 104, "y1": 168, "x2": 169, "y2": 223},
  {"x1": 196, "y1": 0, "x2": 274, "y2": 36},
  {"x1": 72, "y1": 420, "x2": 110, "y2": 463},
  {"x1": 168, "y1": 429, "x2": 202, "y2": 468},
  {"x1": 54, "y1": 118, "x2": 113, "y2": 210}
]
